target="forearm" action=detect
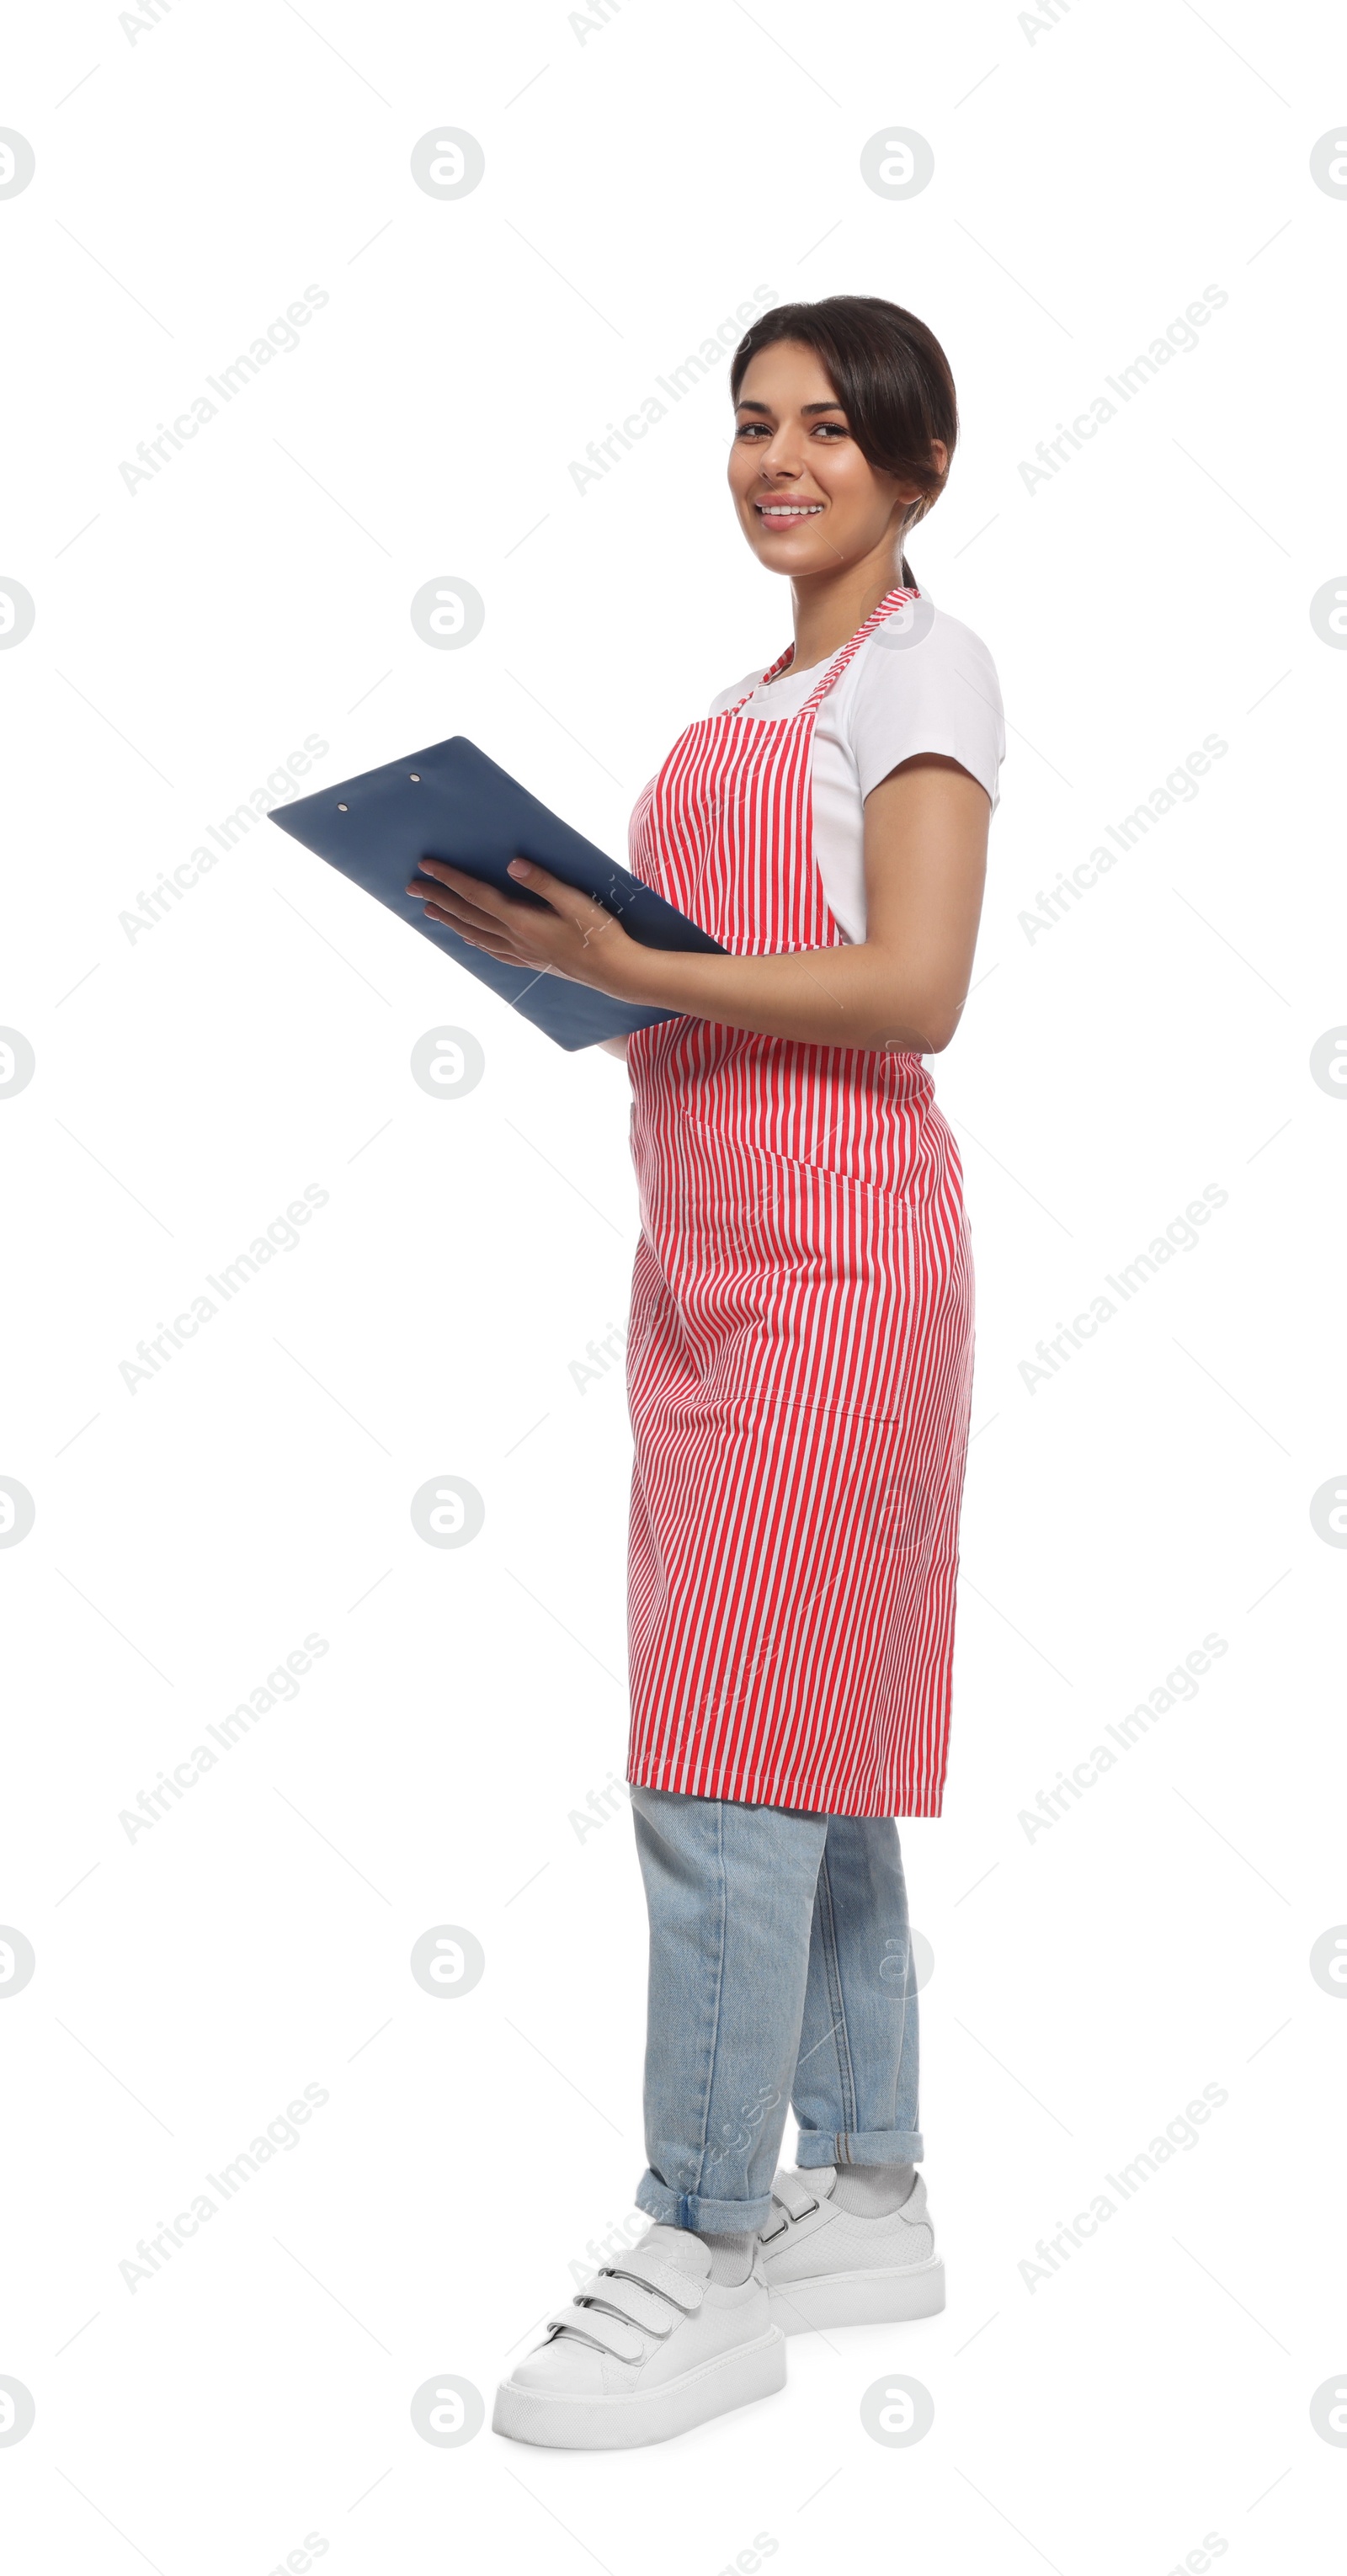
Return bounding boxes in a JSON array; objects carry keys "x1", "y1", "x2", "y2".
[
  {"x1": 411, "y1": 761, "x2": 987, "y2": 1060},
  {"x1": 620, "y1": 939, "x2": 950, "y2": 1053}
]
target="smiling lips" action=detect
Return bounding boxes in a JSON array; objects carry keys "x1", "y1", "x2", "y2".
[{"x1": 755, "y1": 499, "x2": 824, "y2": 532}]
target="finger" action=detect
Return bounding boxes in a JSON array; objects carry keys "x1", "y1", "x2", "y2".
[
  {"x1": 409, "y1": 881, "x2": 504, "y2": 936},
  {"x1": 412, "y1": 860, "x2": 522, "y2": 923},
  {"x1": 507, "y1": 858, "x2": 620, "y2": 941},
  {"x1": 407, "y1": 863, "x2": 498, "y2": 910},
  {"x1": 408, "y1": 877, "x2": 516, "y2": 942},
  {"x1": 413, "y1": 857, "x2": 485, "y2": 891},
  {"x1": 423, "y1": 902, "x2": 541, "y2": 963},
  {"x1": 506, "y1": 858, "x2": 576, "y2": 909},
  {"x1": 427, "y1": 922, "x2": 543, "y2": 968}
]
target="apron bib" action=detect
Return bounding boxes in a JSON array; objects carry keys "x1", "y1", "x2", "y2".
[{"x1": 623, "y1": 587, "x2": 974, "y2": 1818}]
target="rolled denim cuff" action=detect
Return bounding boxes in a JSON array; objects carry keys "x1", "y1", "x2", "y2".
[
  {"x1": 635, "y1": 2171, "x2": 777, "y2": 2234},
  {"x1": 796, "y1": 2126, "x2": 924, "y2": 2168}
]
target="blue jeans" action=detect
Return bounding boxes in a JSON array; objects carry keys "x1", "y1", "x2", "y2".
[{"x1": 629, "y1": 1785, "x2": 924, "y2": 2233}]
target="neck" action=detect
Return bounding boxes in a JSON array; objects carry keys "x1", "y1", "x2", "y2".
[{"x1": 786, "y1": 533, "x2": 912, "y2": 673}]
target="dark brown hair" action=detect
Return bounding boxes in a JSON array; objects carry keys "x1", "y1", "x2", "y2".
[{"x1": 728, "y1": 295, "x2": 958, "y2": 584}]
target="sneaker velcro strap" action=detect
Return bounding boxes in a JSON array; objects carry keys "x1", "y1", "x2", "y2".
[
  {"x1": 578, "y1": 2273, "x2": 686, "y2": 2337},
  {"x1": 603, "y1": 2245, "x2": 706, "y2": 2312},
  {"x1": 544, "y1": 2304, "x2": 646, "y2": 2365},
  {"x1": 770, "y1": 2170, "x2": 823, "y2": 2222}
]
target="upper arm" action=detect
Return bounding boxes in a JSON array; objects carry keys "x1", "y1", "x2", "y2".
[{"x1": 862, "y1": 754, "x2": 990, "y2": 1051}]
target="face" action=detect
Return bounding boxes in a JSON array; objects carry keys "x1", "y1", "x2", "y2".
[{"x1": 727, "y1": 338, "x2": 943, "y2": 577}]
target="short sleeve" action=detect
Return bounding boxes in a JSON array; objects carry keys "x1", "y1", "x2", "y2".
[{"x1": 845, "y1": 609, "x2": 1005, "y2": 814}]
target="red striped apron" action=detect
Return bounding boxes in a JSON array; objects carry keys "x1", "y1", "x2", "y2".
[{"x1": 623, "y1": 587, "x2": 974, "y2": 1818}]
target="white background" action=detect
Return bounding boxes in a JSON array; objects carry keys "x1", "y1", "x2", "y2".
[{"x1": 2, "y1": 2, "x2": 1344, "y2": 2569}]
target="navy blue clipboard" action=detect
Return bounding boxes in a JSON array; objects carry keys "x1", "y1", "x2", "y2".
[{"x1": 269, "y1": 733, "x2": 724, "y2": 1051}]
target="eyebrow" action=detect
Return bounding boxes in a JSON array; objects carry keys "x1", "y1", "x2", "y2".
[{"x1": 733, "y1": 399, "x2": 847, "y2": 416}]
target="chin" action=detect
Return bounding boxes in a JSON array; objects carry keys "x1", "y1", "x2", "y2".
[{"x1": 749, "y1": 537, "x2": 837, "y2": 572}]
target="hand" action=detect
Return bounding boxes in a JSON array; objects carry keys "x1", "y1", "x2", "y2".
[{"x1": 405, "y1": 856, "x2": 645, "y2": 998}]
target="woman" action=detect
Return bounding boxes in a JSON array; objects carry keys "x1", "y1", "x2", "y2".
[{"x1": 412, "y1": 295, "x2": 1004, "y2": 2449}]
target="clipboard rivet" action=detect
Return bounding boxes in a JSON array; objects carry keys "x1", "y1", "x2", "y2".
[
  {"x1": 409, "y1": 772, "x2": 421, "y2": 782},
  {"x1": 337, "y1": 802, "x2": 349, "y2": 812}
]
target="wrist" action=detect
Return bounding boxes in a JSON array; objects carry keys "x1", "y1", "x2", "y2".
[{"x1": 613, "y1": 936, "x2": 693, "y2": 1012}]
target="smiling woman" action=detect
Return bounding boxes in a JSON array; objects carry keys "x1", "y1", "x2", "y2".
[
  {"x1": 415, "y1": 321, "x2": 998, "y2": 1051},
  {"x1": 439, "y1": 295, "x2": 1008, "y2": 2455}
]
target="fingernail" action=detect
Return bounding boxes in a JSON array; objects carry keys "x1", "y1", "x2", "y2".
[{"x1": 508, "y1": 858, "x2": 529, "y2": 876}]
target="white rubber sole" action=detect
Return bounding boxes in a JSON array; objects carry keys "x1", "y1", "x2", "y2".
[
  {"x1": 492, "y1": 2325, "x2": 787, "y2": 2451},
  {"x1": 766, "y1": 2253, "x2": 945, "y2": 2334}
]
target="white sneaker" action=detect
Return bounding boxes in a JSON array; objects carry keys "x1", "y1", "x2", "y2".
[
  {"x1": 492, "y1": 2223, "x2": 786, "y2": 2450},
  {"x1": 757, "y1": 2166, "x2": 945, "y2": 2334}
]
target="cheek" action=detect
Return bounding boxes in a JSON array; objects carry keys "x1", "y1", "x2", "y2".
[{"x1": 817, "y1": 455, "x2": 887, "y2": 517}]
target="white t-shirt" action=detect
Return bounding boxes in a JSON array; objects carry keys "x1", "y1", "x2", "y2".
[{"x1": 708, "y1": 592, "x2": 1004, "y2": 945}]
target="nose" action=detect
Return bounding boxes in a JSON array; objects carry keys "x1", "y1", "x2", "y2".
[{"x1": 756, "y1": 443, "x2": 805, "y2": 483}]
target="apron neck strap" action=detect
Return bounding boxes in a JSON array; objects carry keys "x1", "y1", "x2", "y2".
[
  {"x1": 731, "y1": 588, "x2": 922, "y2": 717},
  {"x1": 800, "y1": 586, "x2": 921, "y2": 710}
]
